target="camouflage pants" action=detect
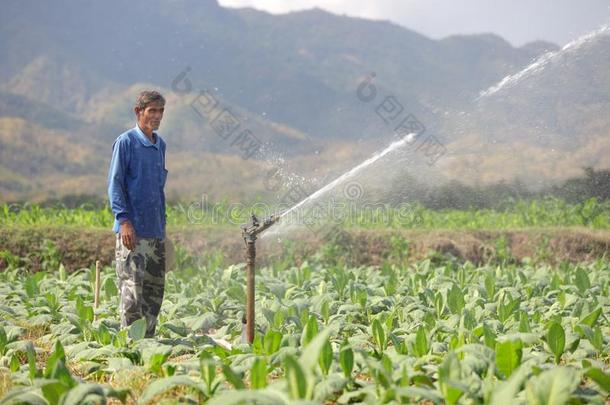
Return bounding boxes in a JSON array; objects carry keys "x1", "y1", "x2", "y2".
[{"x1": 115, "y1": 234, "x2": 166, "y2": 337}]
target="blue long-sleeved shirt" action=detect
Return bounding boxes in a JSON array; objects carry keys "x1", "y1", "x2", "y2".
[{"x1": 107, "y1": 124, "x2": 168, "y2": 239}]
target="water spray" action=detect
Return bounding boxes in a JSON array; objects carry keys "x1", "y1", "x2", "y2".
[
  {"x1": 240, "y1": 213, "x2": 281, "y2": 343},
  {"x1": 265, "y1": 133, "x2": 419, "y2": 239},
  {"x1": 239, "y1": 133, "x2": 418, "y2": 342}
]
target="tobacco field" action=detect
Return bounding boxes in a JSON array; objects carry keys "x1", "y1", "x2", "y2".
[{"x1": 0, "y1": 248, "x2": 609, "y2": 404}]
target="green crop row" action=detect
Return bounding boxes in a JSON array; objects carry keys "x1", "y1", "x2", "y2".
[
  {"x1": 0, "y1": 251, "x2": 608, "y2": 404},
  {"x1": 2, "y1": 197, "x2": 610, "y2": 229}
]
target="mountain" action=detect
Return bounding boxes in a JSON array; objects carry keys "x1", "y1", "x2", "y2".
[
  {"x1": 1, "y1": 0, "x2": 545, "y2": 134},
  {"x1": 1, "y1": 0, "x2": 607, "y2": 202},
  {"x1": 439, "y1": 27, "x2": 610, "y2": 184},
  {"x1": 473, "y1": 27, "x2": 610, "y2": 142}
]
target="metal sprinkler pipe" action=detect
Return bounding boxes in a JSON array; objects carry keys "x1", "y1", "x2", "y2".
[{"x1": 240, "y1": 213, "x2": 281, "y2": 344}]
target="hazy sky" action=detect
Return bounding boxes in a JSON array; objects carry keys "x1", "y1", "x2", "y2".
[{"x1": 219, "y1": 0, "x2": 610, "y2": 46}]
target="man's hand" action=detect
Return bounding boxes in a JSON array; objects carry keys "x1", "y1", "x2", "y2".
[{"x1": 120, "y1": 220, "x2": 136, "y2": 251}]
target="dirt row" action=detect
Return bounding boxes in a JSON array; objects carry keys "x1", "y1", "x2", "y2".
[{"x1": 1, "y1": 226, "x2": 609, "y2": 272}]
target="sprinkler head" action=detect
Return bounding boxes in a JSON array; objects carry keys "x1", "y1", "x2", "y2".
[{"x1": 241, "y1": 213, "x2": 282, "y2": 242}]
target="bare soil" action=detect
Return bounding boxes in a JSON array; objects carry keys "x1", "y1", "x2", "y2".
[{"x1": 1, "y1": 226, "x2": 608, "y2": 272}]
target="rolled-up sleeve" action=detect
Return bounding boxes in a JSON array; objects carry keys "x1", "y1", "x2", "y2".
[{"x1": 108, "y1": 137, "x2": 130, "y2": 224}]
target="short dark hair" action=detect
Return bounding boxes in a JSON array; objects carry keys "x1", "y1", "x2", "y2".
[{"x1": 135, "y1": 90, "x2": 166, "y2": 110}]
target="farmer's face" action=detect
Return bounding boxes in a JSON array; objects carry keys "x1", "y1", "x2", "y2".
[{"x1": 136, "y1": 102, "x2": 164, "y2": 133}]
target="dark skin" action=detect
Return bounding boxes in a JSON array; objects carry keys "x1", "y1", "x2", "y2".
[{"x1": 120, "y1": 102, "x2": 165, "y2": 250}]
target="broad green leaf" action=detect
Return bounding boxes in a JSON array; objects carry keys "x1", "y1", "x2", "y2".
[
  {"x1": 41, "y1": 380, "x2": 70, "y2": 405},
  {"x1": 518, "y1": 311, "x2": 531, "y2": 333},
  {"x1": 321, "y1": 299, "x2": 330, "y2": 323},
  {"x1": 573, "y1": 268, "x2": 590, "y2": 293},
  {"x1": 272, "y1": 310, "x2": 285, "y2": 329},
  {"x1": 483, "y1": 324, "x2": 497, "y2": 348},
  {"x1": 413, "y1": 326, "x2": 429, "y2": 357},
  {"x1": 370, "y1": 362, "x2": 392, "y2": 389},
  {"x1": 147, "y1": 352, "x2": 169, "y2": 375},
  {"x1": 314, "y1": 374, "x2": 348, "y2": 402},
  {"x1": 138, "y1": 375, "x2": 204, "y2": 405},
  {"x1": 587, "y1": 327, "x2": 603, "y2": 351},
  {"x1": 525, "y1": 367, "x2": 579, "y2": 405},
  {"x1": 104, "y1": 386, "x2": 131, "y2": 403},
  {"x1": 114, "y1": 329, "x2": 128, "y2": 348},
  {"x1": 73, "y1": 346, "x2": 116, "y2": 363},
  {"x1": 566, "y1": 334, "x2": 580, "y2": 354},
  {"x1": 93, "y1": 323, "x2": 113, "y2": 345},
  {"x1": 0, "y1": 388, "x2": 48, "y2": 405},
  {"x1": 395, "y1": 386, "x2": 444, "y2": 403},
  {"x1": 438, "y1": 352, "x2": 466, "y2": 405},
  {"x1": 495, "y1": 340, "x2": 522, "y2": 379},
  {"x1": 434, "y1": 292, "x2": 445, "y2": 317},
  {"x1": 584, "y1": 368, "x2": 610, "y2": 393},
  {"x1": 250, "y1": 357, "x2": 267, "y2": 389},
  {"x1": 389, "y1": 333, "x2": 408, "y2": 355},
  {"x1": 546, "y1": 322, "x2": 565, "y2": 364},
  {"x1": 447, "y1": 284, "x2": 465, "y2": 315},
  {"x1": 103, "y1": 278, "x2": 118, "y2": 301},
  {"x1": 24, "y1": 274, "x2": 39, "y2": 298},
  {"x1": 207, "y1": 390, "x2": 288, "y2": 405},
  {"x1": 300, "y1": 315, "x2": 319, "y2": 347},
  {"x1": 221, "y1": 364, "x2": 245, "y2": 390},
  {"x1": 252, "y1": 334, "x2": 263, "y2": 354},
  {"x1": 484, "y1": 272, "x2": 495, "y2": 300},
  {"x1": 497, "y1": 295, "x2": 520, "y2": 323},
  {"x1": 105, "y1": 357, "x2": 134, "y2": 372},
  {"x1": 299, "y1": 327, "x2": 333, "y2": 371},
  {"x1": 10, "y1": 354, "x2": 20, "y2": 372},
  {"x1": 372, "y1": 318, "x2": 386, "y2": 353},
  {"x1": 0, "y1": 325, "x2": 7, "y2": 354},
  {"x1": 61, "y1": 383, "x2": 105, "y2": 405},
  {"x1": 318, "y1": 339, "x2": 333, "y2": 376},
  {"x1": 75, "y1": 296, "x2": 94, "y2": 324},
  {"x1": 48, "y1": 359, "x2": 74, "y2": 389},
  {"x1": 225, "y1": 285, "x2": 245, "y2": 302},
  {"x1": 44, "y1": 340, "x2": 66, "y2": 378},
  {"x1": 199, "y1": 351, "x2": 217, "y2": 395},
  {"x1": 161, "y1": 322, "x2": 188, "y2": 338},
  {"x1": 463, "y1": 308, "x2": 477, "y2": 331},
  {"x1": 579, "y1": 307, "x2": 601, "y2": 327},
  {"x1": 497, "y1": 333, "x2": 539, "y2": 346},
  {"x1": 264, "y1": 329, "x2": 282, "y2": 355},
  {"x1": 128, "y1": 318, "x2": 147, "y2": 341},
  {"x1": 26, "y1": 341, "x2": 39, "y2": 380},
  {"x1": 284, "y1": 354, "x2": 308, "y2": 400},
  {"x1": 339, "y1": 345, "x2": 354, "y2": 379},
  {"x1": 381, "y1": 353, "x2": 393, "y2": 376},
  {"x1": 490, "y1": 365, "x2": 531, "y2": 405},
  {"x1": 411, "y1": 373, "x2": 435, "y2": 388}
]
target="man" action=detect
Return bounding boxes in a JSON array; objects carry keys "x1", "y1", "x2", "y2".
[{"x1": 108, "y1": 90, "x2": 168, "y2": 338}]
